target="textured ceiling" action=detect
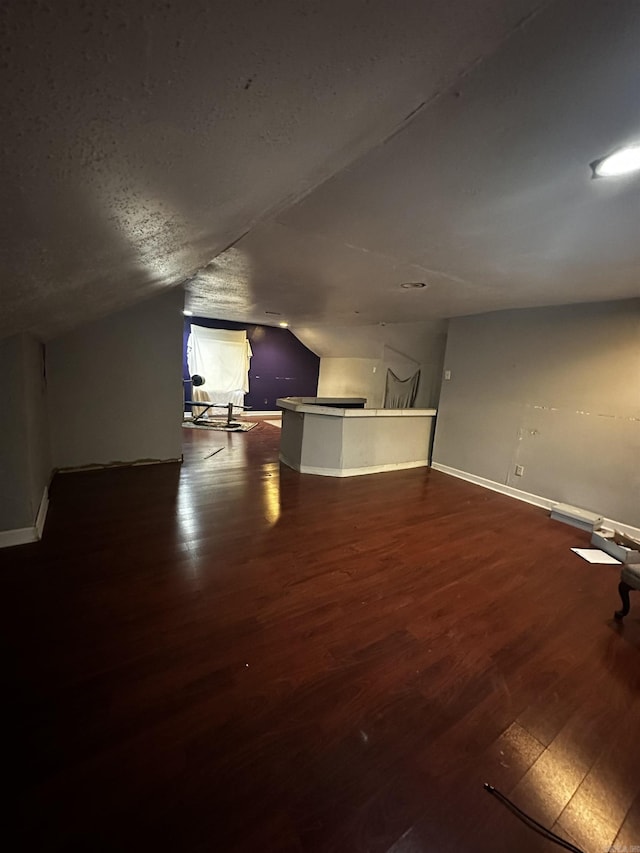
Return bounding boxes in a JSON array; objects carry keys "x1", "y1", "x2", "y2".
[{"x1": 1, "y1": 0, "x2": 639, "y2": 343}]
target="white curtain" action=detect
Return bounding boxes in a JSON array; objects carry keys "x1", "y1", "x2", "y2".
[{"x1": 187, "y1": 326, "x2": 252, "y2": 410}]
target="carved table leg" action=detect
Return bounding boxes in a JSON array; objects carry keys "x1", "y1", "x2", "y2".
[{"x1": 614, "y1": 581, "x2": 632, "y2": 620}]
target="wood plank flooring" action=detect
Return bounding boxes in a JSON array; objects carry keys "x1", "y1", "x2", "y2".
[{"x1": 2, "y1": 421, "x2": 639, "y2": 852}]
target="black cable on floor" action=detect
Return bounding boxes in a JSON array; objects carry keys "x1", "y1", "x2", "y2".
[{"x1": 483, "y1": 783, "x2": 586, "y2": 853}]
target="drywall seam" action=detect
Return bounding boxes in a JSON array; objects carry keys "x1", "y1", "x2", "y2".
[
  {"x1": 432, "y1": 462, "x2": 640, "y2": 539},
  {"x1": 383, "y1": 345, "x2": 421, "y2": 366},
  {"x1": 530, "y1": 403, "x2": 640, "y2": 422},
  {"x1": 224, "y1": 1, "x2": 554, "y2": 287}
]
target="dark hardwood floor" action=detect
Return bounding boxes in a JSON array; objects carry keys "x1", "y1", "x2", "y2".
[{"x1": 2, "y1": 421, "x2": 639, "y2": 852}]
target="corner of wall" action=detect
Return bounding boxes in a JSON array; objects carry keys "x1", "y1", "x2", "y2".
[{"x1": 0, "y1": 333, "x2": 53, "y2": 546}]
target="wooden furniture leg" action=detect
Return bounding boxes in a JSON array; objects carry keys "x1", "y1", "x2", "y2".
[{"x1": 614, "y1": 581, "x2": 632, "y2": 620}]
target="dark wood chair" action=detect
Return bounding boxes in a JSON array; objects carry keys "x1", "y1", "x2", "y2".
[{"x1": 614, "y1": 565, "x2": 640, "y2": 620}]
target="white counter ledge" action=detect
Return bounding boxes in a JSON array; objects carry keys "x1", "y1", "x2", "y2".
[{"x1": 276, "y1": 397, "x2": 437, "y2": 477}]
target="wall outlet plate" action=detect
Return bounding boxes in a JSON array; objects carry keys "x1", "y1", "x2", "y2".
[{"x1": 515, "y1": 464, "x2": 525, "y2": 476}]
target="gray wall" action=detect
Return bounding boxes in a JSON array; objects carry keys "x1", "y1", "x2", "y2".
[
  {"x1": 318, "y1": 358, "x2": 385, "y2": 407},
  {"x1": 433, "y1": 299, "x2": 640, "y2": 527},
  {"x1": 0, "y1": 334, "x2": 51, "y2": 532},
  {"x1": 308, "y1": 319, "x2": 448, "y2": 408},
  {"x1": 0, "y1": 336, "x2": 32, "y2": 530},
  {"x1": 23, "y1": 335, "x2": 51, "y2": 520},
  {"x1": 48, "y1": 289, "x2": 184, "y2": 469}
]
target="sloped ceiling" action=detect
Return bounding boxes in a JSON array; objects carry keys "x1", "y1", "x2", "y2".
[{"x1": 1, "y1": 0, "x2": 640, "y2": 344}]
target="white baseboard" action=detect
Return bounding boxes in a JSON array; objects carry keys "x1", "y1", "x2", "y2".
[
  {"x1": 0, "y1": 526, "x2": 39, "y2": 549},
  {"x1": 0, "y1": 485, "x2": 49, "y2": 549},
  {"x1": 431, "y1": 462, "x2": 640, "y2": 540},
  {"x1": 56, "y1": 457, "x2": 182, "y2": 473},
  {"x1": 34, "y1": 486, "x2": 49, "y2": 539},
  {"x1": 280, "y1": 453, "x2": 428, "y2": 477},
  {"x1": 599, "y1": 518, "x2": 640, "y2": 540},
  {"x1": 185, "y1": 411, "x2": 281, "y2": 419},
  {"x1": 431, "y1": 462, "x2": 556, "y2": 511}
]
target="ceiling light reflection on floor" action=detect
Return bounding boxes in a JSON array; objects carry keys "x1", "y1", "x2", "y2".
[
  {"x1": 261, "y1": 465, "x2": 281, "y2": 527},
  {"x1": 517, "y1": 731, "x2": 621, "y2": 850}
]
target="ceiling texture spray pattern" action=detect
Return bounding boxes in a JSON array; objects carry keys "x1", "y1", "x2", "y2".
[{"x1": 1, "y1": 0, "x2": 639, "y2": 342}]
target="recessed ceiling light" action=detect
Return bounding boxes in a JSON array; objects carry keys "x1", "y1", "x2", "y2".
[
  {"x1": 591, "y1": 145, "x2": 640, "y2": 178},
  {"x1": 183, "y1": 309, "x2": 193, "y2": 316},
  {"x1": 279, "y1": 321, "x2": 289, "y2": 328},
  {"x1": 400, "y1": 281, "x2": 427, "y2": 289}
]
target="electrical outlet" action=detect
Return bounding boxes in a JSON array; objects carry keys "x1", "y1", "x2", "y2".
[
  {"x1": 515, "y1": 464, "x2": 525, "y2": 477},
  {"x1": 444, "y1": 369, "x2": 451, "y2": 380}
]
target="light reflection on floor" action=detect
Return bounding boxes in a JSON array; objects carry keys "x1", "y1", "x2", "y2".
[{"x1": 261, "y1": 462, "x2": 281, "y2": 527}]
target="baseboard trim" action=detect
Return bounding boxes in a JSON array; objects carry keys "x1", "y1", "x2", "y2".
[
  {"x1": 35, "y1": 486, "x2": 49, "y2": 539},
  {"x1": 0, "y1": 485, "x2": 49, "y2": 549},
  {"x1": 0, "y1": 526, "x2": 39, "y2": 549},
  {"x1": 56, "y1": 457, "x2": 182, "y2": 474},
  {"x1": 431, "y1": 462, "x2": 640, "y2": 539},
  {"x1": 185, "y1": 410, "x2": 282, "y2": 418},
  {"x1": 280, "y1": 453, "x2": 428, "y2": 477},
  {"x1": 431, "y1": 462, "x2": 556, "y2": 511},
  {"x1": 599, "y1": 518, "x2": 640, "y2": 540}
]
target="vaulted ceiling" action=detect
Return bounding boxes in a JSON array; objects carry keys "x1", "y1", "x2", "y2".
[{"x1": 2, "y1": 0, "x2": 639, "y2": 343}]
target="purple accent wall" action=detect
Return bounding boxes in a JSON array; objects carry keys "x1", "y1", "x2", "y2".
[{"x1": 183, "y1": 318, "x2": 319, "y2": 411}]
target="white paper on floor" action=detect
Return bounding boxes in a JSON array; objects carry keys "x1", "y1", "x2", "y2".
[{"x1": 571, "y1": 548, "x2": 621, "y2": 565}]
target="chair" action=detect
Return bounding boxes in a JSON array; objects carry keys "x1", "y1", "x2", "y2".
[{"x1": 614, "y1": 564, "x2": 640, "y2": 620}]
